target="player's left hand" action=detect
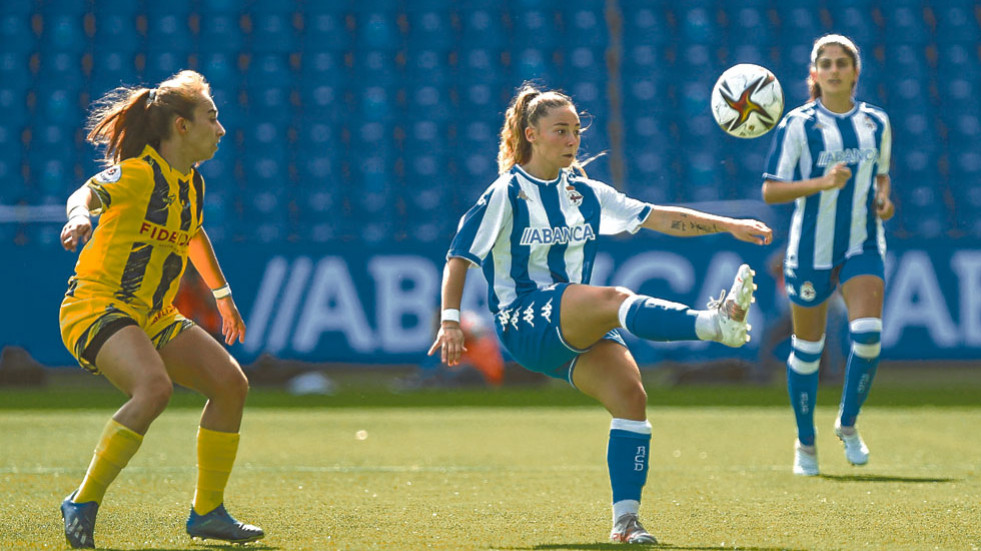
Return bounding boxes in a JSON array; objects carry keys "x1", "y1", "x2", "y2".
[
  {"x1": 428, "y1": 323, "x2": 467, "y2": 366},
  {"x1": 729, "y1": 219, "x2": 773, "y2": 246},
  {"x1": 875, "y1": 194, "x2": 894, "y2": 221},
  {"x1": 215, "y1": 297, "x2": 246, "y2": 345}
]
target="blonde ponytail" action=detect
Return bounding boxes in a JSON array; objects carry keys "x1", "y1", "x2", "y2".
[
  {"x1": 86, "y1": 70, "x2": 212, "y2": 166},
  {"x1": 497, "y1": 82, "x2": 581, "y2": 175}
]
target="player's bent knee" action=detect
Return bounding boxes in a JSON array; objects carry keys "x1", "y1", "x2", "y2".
[
  {"x1": 133, "y1": 376, "x2": 173, "y2": 415},
  {"x1": 617, "y1": 381, "x2": 648, "y2": 415},
  {"x1": 610, "y1": 286, "x2": 635, "y2": 304},
  {"x1": 214, "y1": 365, "x2": 250, "y2": 403}
]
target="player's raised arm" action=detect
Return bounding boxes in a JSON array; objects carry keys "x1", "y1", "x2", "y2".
[{"x1": 641, "y1": 205, "x2": 773, "y2": 245}]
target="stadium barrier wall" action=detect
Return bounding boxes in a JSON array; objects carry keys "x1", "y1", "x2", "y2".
[{"x1": 4, "y1": 235, "x2": 980, "y2": 368}]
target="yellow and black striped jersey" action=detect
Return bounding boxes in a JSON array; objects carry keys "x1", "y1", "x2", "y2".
[{"x1": 70, "y1": 145, "x2": 205, "y2": 311}]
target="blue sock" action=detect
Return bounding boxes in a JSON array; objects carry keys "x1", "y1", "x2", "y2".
[
  {"x1": 617, "y1": 295, "x2": 699, "y2": 342},
  {"x1": 839, "y1": 318, "x2": 882, "y2": 427},
  {"x1": 607, "y1": 419, "x2": 651, "y2": 505},
  {"x1": 787, "y1": 335, "x2": 824, "y2": 447}
]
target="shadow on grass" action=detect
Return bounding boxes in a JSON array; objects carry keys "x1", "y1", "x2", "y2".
[
  {"x1": 819, "y1": 473, "x2": 957, "y2": 483},
  {"x1": 100, "y1": 545, "x2": 278, "y2": 551},
  {"x1": 523, "y1": 544, "x2": 805, "y2": 551}
]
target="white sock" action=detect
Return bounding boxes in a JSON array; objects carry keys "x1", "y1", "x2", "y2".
[
  {"x1": 613, "y1": 499, "x2": 640, "y2": 522},
  {"x1": 694, "y1": 310, "x2": 718, "y2": 341}
]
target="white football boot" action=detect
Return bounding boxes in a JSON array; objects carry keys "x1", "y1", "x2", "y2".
[
  {"x1": 834, "y1": 419, "x2": 870, "y2": 466},
  {"x1": 709, "y1": 264, "x2": 757, "y2": 347},
  {"x1": 793, "y1": 441, "x2": 819, "y2": 476},
  {"x1": 610, "y1": 513, "x2": 658, "y2": 544}
]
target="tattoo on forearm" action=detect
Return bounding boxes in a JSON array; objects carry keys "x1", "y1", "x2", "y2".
[{"x1": 670, "y1": 215, "x2": 721, "y2": 234}]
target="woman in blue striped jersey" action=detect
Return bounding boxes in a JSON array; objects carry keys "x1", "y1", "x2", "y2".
[
  {"x1": 762, "y1": 34, "x2": 895, "y2": 476},
  {"x1": 430, "y1": 82, "x2": 772, "y2": 544}
]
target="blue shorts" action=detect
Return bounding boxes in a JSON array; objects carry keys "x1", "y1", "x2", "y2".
[
  {"x1": 493, "y1": 283, "x2": 627, "y2": 386},
  {"x1": 785, "y1": 249, "x2": 884, "y2": 307}
]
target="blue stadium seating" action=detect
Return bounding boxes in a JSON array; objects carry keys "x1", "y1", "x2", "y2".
[
  {"x1": 91, "y1": 13, "x2": 141, "y2": 55},
  {"x1": 934, "y1": 2, "x2": 981, "y2": 44},
  {"x1": 406, "y1": 10, "x2": 455, "y2": 51},
  {"x1": 250, "y1": 10, "x2": 298, "y2": 53},
  {"x1": 562, "y1": 7, "x2": 608, "y2": 49},
  {"x1": 458, "y1": 48, "x2": 506, "y2": 87},
  {"x1": 828, "y1": 5, "x2": 880, "y2": 47},
  {"x1": 777, "y1": 7, "x2": 825, "y2": 49},
  {"x1": 40, "y1": 14, "x2": 87, "y2": 53},
  {"x1": 883, "y1": 5, "x2": 930, "y2": 45},
  {"x1": 1, "y1": 14, "x2": 37, "y2": 54},
  {"x1": 6, "y1": 2, "x2": 977, "y2": 244},
  {"x1": 620, "y1": 3, "x2": 674, "y2": 46},
  {"x1": 562, "y1": 46, "x2": 607, "y2": 84},
  {"x1": 511, "y1": 10, "x2": 558, "y2": 50},
  {"x1": 36, "y1": 52, "x2": 86, "y2": 90},
  {"x1": 145, "y1": 14, "x2": 192, "y2": 58},
  {"x1": 678, "y1": 6, "x2": 720, "y2": 45},
  {"x1": 351, "y1": 49, "x2": 402, "y2": 87},
  {"x1": 729, "y1": 8, "x2": 773, "y2": 50},
  {"x1": 300, "y1": 11, "x2": 352, "y2": 51},
  {"x1": 405, "y1": 48, "x2": 452, "y2": 88},
  {"x1": 512, "y1": 47, "x2": 556, "y2": 85},
  {"x1": 198, "y1": 14, "x2": 246, "y2": 53},
  {"x1": 0, "y1": 52, "x2": 31, "y2": 92},
  {"x1": 406, "y1": 85, "x2": 453, "y2": 121},
  {"x1": 355, "y1": 11, "x2": 402, "y2": 50},
  {"x1": 91, "y1": 0, "x2": 143, "y2": 17},
  {"x1": 459, "y1": 9, "x2": 507, "y2": 50},
  {"x1": 145, "y1": 51, "x2": 192, "y2": 82}
]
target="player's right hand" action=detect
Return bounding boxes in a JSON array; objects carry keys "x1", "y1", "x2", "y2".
[
  {"x1": 428, "y1": 323, "x2": 467, "y2": 366},
  {"x1": 61, "y1": 217, "x2": 92, "y2": 252},
  {"x1": 822, "y1": 162, "x2": 851, "y2": 191}
]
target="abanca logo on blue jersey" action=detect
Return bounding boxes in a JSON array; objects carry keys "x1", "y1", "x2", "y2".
[
  {"x1": 519, "y1": 224, "x2": 596, "y2": 246},
  {"x1": 816, "y1": 147, "x2": 878, "y2": 167}
]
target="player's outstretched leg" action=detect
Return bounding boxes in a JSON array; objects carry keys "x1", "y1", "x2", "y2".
[
  {"x1": 618, "y1": 264, "x2": 757, "y2": 347},
  {"x1": 186, "y1": 503, "x2": 264, "y2": 543},
  {"x1": 61, "y1": 490, "x2": 98, "y2": 549}
]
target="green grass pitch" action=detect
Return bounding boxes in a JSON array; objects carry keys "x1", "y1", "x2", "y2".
[{"x1": 1, "y1": 381, "x2": 979, "y2": 551}]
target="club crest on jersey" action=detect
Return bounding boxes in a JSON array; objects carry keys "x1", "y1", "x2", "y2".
[
  {"x1": 800, "y1": 281, "x2": 816, "y2": 302},
  {"x1": 519, "y1": 224, "x2": 596, "y2": 246},
  {"x1": 565, "y1": 186, "x2": 583, "y2": 206},
  {"x1": 95, "y1": 165, "x2": 122, "y2": 183}
]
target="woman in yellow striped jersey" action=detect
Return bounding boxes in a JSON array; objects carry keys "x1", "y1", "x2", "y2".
[{"x1": 57, "y1": 70, "x2": 263, "y2": 548}]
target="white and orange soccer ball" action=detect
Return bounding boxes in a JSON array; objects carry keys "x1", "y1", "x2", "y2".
[{"x1": 710, "y1": 63, "x2": 784, "y2": 139}]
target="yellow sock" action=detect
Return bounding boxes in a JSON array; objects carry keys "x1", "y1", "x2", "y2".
[
  {"x1": 193, "y1": 426, "x2": 240, "y2": 515},
  {"x1": 74, "y1": 419, "x2": 144, "y2": 504}
]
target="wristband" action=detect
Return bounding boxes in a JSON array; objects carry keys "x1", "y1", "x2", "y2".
[
  {"x1": 441, "y1": 308, "x2": 461, "y2": 323},
  {"x1": 67, "y1": 205, "x2": 90, "y2": 221},
  {"x1": 212, "y1": 284, "x2": 232, "y2": 300}
]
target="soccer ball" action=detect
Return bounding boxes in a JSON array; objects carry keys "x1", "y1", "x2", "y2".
[{"x1": 710, "y1": 64, "x2": 784, "y2": 139}]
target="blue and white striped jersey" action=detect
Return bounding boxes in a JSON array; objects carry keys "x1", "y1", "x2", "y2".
[
  {"x1": 764, "y1": 99, "x2": 891, "y2": 271},
  {"x1": 449, "y1": 165, "x2": 652, "y2": 313}
]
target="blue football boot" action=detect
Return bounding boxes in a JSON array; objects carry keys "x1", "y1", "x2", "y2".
[
  {"x1": 186, "y1": 503, "x2": 264, "y2": 543},
  {"x1": 60, "y1": 490, "x2": 98, "y2": 549}
]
